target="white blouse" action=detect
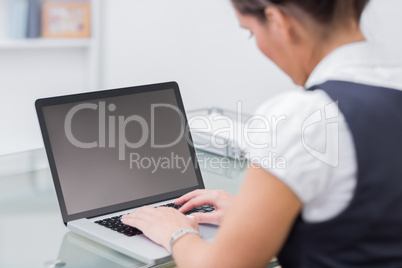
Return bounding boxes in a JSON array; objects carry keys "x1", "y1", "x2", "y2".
[{"x1": 247, "y1": 41, "x2": 402, "y2": 222}]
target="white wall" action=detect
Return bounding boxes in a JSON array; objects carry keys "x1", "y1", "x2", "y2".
[
  {"x1": 100, "y1": 0, "x2": 297, "y2": 115},
  {"x1": 0, "y1": 48, "x2": 91, "y2": 155},
  {"x1": 0, "y1": 1, "x2": 5, "y2": 39},
  {"x1": 101, "y1": 0, "x2": 402, "y2": 115},
  {"x1": 361, "y1": 0, "x2": 402, "y2": 57}
]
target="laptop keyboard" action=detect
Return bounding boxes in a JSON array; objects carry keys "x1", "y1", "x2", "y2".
[
  {"x1": 94, "y1": 203, "x2": 215, "y2": 237},
  {"x1": 95, "y1": 215, "x2": 143, "y2": 237}
]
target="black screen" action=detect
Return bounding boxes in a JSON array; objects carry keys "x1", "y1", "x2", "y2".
[{"x1": 37, "y1": 84, "x2": 202, "y2": 221}]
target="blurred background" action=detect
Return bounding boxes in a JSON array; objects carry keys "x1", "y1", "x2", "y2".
[{"x1": 0, "y1": 0, "x2": 401, "y2": 167}]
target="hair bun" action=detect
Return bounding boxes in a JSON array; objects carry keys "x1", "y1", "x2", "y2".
[{"x1": 232, "y1": 0, "x2": 370, "y2": 24}]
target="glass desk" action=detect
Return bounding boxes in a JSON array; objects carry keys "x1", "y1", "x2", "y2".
[{"x1": 0, "y1": 150, "x2": 279, "y2": 268}]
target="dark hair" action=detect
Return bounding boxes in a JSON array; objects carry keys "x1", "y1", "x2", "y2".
[{"x1": 232, "y1": 0, "x2": 370, "y2": 25}]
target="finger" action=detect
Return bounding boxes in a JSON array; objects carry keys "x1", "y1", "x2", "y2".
[
  {"x1": 124, "y1": 206, "x2": 155, "y2": 220},
  {"x1": 133, "y1": 206, "x2": 157, "y2": 215},
  {"x1": 175, "y1": 189, "x2": 206, "y2": 205},
  {"x1": 191, "y1": 212, "x2": 222, "y2": 225},
  {"x1": 156, "y1": 206, "x2": 182, "y2": 215},
  {"x1": 178, "y1": 195, "x2": 214, "y2": 214},
  {"x1": 122, "y1": 206, "x2": 161, "y2": 229},
  {"x1": 121, "y1": 216, "x2": 148, "y2": 229}
]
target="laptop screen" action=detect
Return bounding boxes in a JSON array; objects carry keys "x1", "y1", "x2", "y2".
[{"x1": 36, "y1": 82, "x2": 204, "y2": 223}]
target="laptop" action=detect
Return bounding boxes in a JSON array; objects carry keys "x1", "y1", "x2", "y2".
[{"x1": 35, "y1": 82, "x2": 218, "y2": 265}]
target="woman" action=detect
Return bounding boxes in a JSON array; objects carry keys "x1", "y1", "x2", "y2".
[{"x1": 123, "y1": 0, "x2": 402, "y2": 267}]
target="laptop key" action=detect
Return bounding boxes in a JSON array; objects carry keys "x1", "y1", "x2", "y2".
[
  {"x1": 95, "y1": 203, "x2": 214, "y2": 237},
  {"x1": 123, "y1": 227, "x2": 143, "y2": 237},
  {"x1": 95, "y1": 216, "x2": 142, "y2": 236},
  {"x1": 112, "y1": 225, "x2": 126, "y2": 231},
  {"x1": 117, "y1": 227, "x2": 129, "y2": 233},
  {"x1": 123, "y1": 230, "x2": 136, "y2": 237}
]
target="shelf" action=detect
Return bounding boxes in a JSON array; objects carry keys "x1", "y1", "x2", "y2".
[{"x1": 0, "y1": 38, "x2": 93, "y2": 49}]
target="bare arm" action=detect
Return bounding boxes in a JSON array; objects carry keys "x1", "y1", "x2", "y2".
[{"x1": 171, "y1": 165, "x2": 302, "y2": 267}]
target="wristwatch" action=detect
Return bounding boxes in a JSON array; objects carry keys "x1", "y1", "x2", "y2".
[{"x1": 169, "y1": 228, "x2": 200, "y2": 253}]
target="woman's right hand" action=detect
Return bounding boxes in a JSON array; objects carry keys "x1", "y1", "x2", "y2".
[{"x1": 175, "y1": 189, "x2": 235, "y2": 225}]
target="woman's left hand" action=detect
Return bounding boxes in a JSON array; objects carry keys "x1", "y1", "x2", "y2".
[{"x1": 122, "y1": 206, "x2": 198, "y2": 251}]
